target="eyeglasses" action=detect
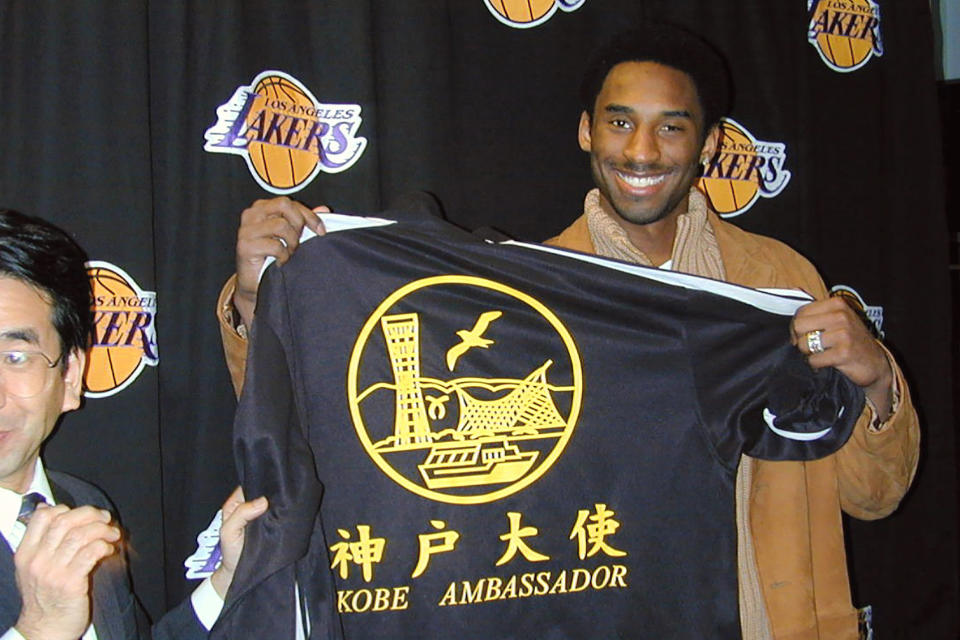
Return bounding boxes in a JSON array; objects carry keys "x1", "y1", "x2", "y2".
[{"x1": 0, "y1": 350, "x2": 63, "y2": 398}]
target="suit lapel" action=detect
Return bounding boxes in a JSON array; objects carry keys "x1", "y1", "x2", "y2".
[
  {"x1": 90, "y1": 555, "x2": 129, "y2": 639},
  {"x1": 0, "y1": 540, "x2": 21, "y2": 631}
]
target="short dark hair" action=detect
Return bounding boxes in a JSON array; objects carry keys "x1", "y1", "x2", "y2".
[
  {"x1": 0, "y1": 210, "x2": 92, "y2": 358},
  {"x1": 579, "y1": 24, "x2": 732, "y2": 131}
]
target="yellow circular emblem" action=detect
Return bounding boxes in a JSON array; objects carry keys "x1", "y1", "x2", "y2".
[{"x1": 347, "y1": 276, "x2": 582, "y2": 505}]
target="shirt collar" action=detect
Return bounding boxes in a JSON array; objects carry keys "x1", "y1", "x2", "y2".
[{"x1": 0, "y1": 458, "x2": 55, "y2": 543}]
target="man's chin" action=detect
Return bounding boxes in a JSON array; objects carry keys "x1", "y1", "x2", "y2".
[{"x1": 611, "y1": 205, "x2": 671, "y2": 227}]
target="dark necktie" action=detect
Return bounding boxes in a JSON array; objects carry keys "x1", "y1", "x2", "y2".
[{"x1": 17, "y1": 492, "x2": 47, "y2": 525}]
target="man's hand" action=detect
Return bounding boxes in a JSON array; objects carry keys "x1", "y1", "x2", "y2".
[
  {"x1": 791, "y1": 297, "x2": 894, "y2": 420},
  {"x1": 234, "y1": 197, "x2": 327, "y2": 332},
  {"x1": 209, "y1": 487, "x2": 268, "y2": 599},
  {"x1": 13, "y1": 505, "x2": 121, "y2": 640}
]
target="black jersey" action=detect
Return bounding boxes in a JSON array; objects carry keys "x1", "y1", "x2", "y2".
[{"x1": 214, "y1": 212, "x2": 862, "y2": 640}]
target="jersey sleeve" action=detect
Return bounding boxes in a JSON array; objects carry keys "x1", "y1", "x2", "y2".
[
  {"x1": 211, "y1": 266, "x2": 341, "y2": 640},
  {"x1": 684, "y1": 289, "x2": 863, "y2": 466},
  {"x1": 746, "y1": 344, "x2": 863, "y2": 460}
]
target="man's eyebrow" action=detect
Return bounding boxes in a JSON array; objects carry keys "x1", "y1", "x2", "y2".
[
  {"x1": 602, "y1": 104, "x2": 694, "y2": 119},
  {"x1": 603, "y1": 104, "x2": 635, "y2": 115},
  {"x1": 0, "y1": 328, "x2": 40, "y2": 345}
]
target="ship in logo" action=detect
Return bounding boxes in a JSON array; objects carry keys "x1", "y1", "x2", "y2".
[{"x1": 419, "y1": 439, "x2": 538, "y2": 489}]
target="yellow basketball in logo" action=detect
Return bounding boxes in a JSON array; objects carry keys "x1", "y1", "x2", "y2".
[
  {"x1": 486, "y1": 0, "x2": 555, "y2": 24},
  {"x1": 85, "y1": 265, "x2": 150, "y2": 395},
  {"x1": 698, "y1": 121, "x2": 758, "y2": 215},
  {"x1": 809, "y1": 0, "x2": 879, "y2": 70},
  {"x1": 246, "y1": 74, "x2": 320, "y2": 191}
]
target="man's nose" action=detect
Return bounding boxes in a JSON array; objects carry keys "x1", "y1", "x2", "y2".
[{"x1": 623, "y1": 128, "x2": 660, "y2": 165}]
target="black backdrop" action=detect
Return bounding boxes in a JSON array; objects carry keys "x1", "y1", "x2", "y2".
[{"x1": 0, "y1": 1, "x2": 955, "y2": 636}]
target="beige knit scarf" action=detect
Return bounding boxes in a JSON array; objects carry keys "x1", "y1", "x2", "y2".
[{"x1": 584, "y1": 186, "x2": 773, "y2": 640}]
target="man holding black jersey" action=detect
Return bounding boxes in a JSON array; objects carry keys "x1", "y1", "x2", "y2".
[{"x1": 216, "y1": 25, "x2": 918, "y2": 640}]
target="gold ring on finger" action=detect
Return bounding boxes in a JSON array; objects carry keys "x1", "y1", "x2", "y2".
[{"x1": 805, "y1": 330, "x2": 825, "y2": 354}]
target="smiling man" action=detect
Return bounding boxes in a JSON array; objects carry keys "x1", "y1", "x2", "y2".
[
  {"x1": 544, "y1": 26, "x2": 919, "y2": 639},
  {"x1": 577, "y1": 60, "x2": 718, "y2": 262},
  {"x1": 0, "y1": 209, "x2": 266, "y2": 640},
  {"x1": 215, "y1": 24, "x2": 919, "y2": 640}
]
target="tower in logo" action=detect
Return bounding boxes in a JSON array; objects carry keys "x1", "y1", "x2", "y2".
[
  {"x1": 697, "y1": 118, "x2": 791, "y2": 218},
  {"x1": 483, "y1": 0, "x2": 585, "y2": 29},
  {"x1": 381, "y1": 313, "x2": 433, "y2": 446},
  {"x1": 85, "y1": 261, "x2": 158, "y2": 398},
  {"x1": 807, "y1": 0, "x2": 883, "y2": 73},
  {"x1": 348, "y1": 276, "x2": 582, "y2": 505},
  {"x1": 204, "y1": 70, "x2": 367, "y2": 194}
]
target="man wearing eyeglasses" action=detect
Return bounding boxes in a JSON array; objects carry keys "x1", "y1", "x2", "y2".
[{"x1": 0, "y1": 209, "x2": 266, "y2": 640}]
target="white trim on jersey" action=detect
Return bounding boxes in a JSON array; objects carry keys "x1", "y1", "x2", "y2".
[
  {"x1": 763, "y1": 407, "x2": 835, "y2": 441},
  {"x1": 258, "y1": 214, "x2": 814, "y2": 320},
  {"x1": 504, "y1": 240, "x2": 813, "y2": 317},
  {"x1": 258, "y1": 213, "x2": 396, "y2": 281}
]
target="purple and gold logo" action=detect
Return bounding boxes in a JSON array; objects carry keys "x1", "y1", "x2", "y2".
[
  {"x1": 204, "y1": 71, "x2": 367, "y2": 194},
  {"x1": 697, "y1": 118, "x2": 791, "y2": 218},
  {"x1": 807, "y1": 0, "x2": 883, "y2": 73},
  {"x1": 85, "y1": 261, "x2": 158, "y2": 398},
  {"x1": 830, "y1": 285, "x2": 884, "y2": 338},
  {"x1": 483, "y1": 0, "x2": 585, "y2": 29}
]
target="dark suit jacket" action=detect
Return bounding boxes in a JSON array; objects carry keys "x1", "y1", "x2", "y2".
[{"x1": 0, "y1": 470, "x2": 207, "y2": 640}]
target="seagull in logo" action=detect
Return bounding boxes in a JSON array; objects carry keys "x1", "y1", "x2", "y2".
[{"x1": 446, "y1": 311, "x2": 502, "y2": 371}]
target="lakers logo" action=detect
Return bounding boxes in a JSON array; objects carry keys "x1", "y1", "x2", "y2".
[
  {"x1": 697, "y1": 118, "x2": 791, "y2": 218},
  {"x1": 348, "y1": 276, "x2": 582, "y2": 505},
  {"x1": 85, "y1": 262, "x2": 158, "y2": 398},
  {"x1": 830, "y1": 285, "x2": 884, "y2": 338},
  {"x1": 483, "y1": 0, "x2": 586, "y2": 29},
  {"x1": 204, "y1": 70, "x2": 367, "y2": 194},
  {"x1": 807, "y1": 0, "x2": 883, "y2": 73}
]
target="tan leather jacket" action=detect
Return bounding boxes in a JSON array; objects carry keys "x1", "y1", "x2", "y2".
[
  {"x1": 217, "y1": 210, "x2": 919, "y2": 639},
  {"x1": 546, "y1": 212, "x2": 920, "y2": 639}
]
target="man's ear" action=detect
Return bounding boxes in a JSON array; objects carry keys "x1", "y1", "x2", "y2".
[
  {"x1": 700, "y1": 123, "x2": 721, "y2": 164},
  {"x1": 61, "y1": 348, "x2": 85, "y2": 412},
  {"x1": 578, "y1": 111, "x2": 593, "y2": 152}
]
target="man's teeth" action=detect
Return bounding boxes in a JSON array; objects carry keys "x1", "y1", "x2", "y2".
[{"x1": 618, "y1": 172, "x2": 666, "y2": 188}]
